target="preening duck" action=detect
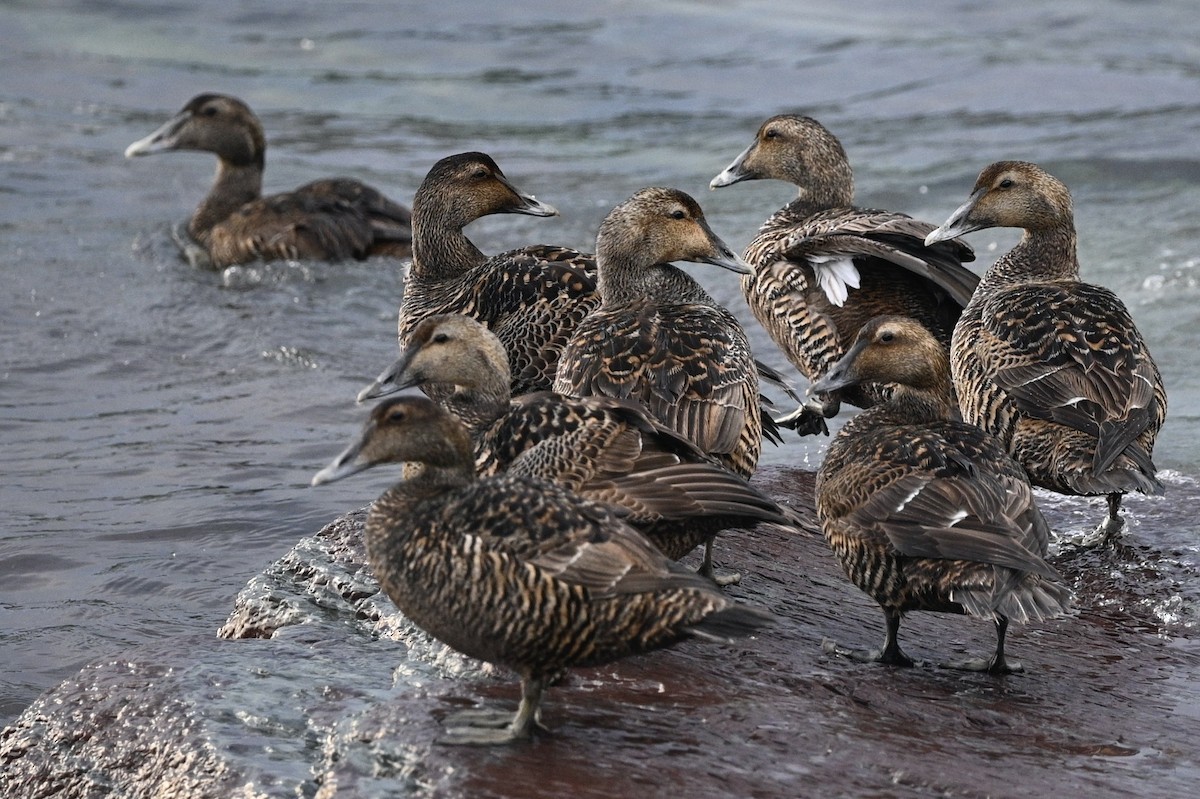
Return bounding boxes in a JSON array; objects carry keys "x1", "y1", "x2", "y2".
[
  {"x1": 710, "y1": 114, "x2": 977, "y2": 432},
  {"x1": 813, "y1": 316, "x2": 1073, "y2": 672},
  {"x1": 312, "y1": 396, "x2": 773, "y2": 744},
  {"x1": 553, "y1": 187, "x2": 765, "y2": 481},
  {"x1": 124, "y1": 93, "x2": 411, "y2": 268},
  {"x1": 358, "y1": 314, "x2": 808, "y2": 581},
  {"x1": 397, "y1": 152, "x2": 598, "y2": 397},
  {"x1": 925, "y1": 161, "x2": 1166, "y2": 539}
]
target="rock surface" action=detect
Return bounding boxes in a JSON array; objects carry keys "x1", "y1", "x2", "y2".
[{"x1": 2, "y1": 467, "x2": 1198, "y2": 798}]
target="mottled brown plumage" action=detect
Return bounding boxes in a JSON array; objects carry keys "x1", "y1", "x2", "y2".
[
  {"x1": 397, "y1": 152, "x2": 598, "y2": 398},
  {"x1": 311, "y1": 396, "x2": 772, "y2": 744},
  {"x1": 553, "y1": 187, "x2": 764, "y2": 480},
  {"x1": 926, "y1": 161, "x2": 1166, "y2": 538},
  {"x1": 813, "y1": 316, "x2": 1073, "y2": 672},
  {"x1": 124, "y1": 93, "x2": 412, "y2": 268},
  {"x1": 710, "y1": 114, "x2": 977, "y2": 430},
  {"x1": 358, "y1": 314, "x2": 807, "y2": 577}
]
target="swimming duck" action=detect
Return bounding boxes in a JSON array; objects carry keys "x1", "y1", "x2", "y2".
[
  {"x1": 925, "y1": 161, "x2": 1166, "y2": 539},
  {"x1": 710, "y1": 114, "x2": 978, "y2": 432},
  {"x1": 311, "y1": 395, "x2": 773, "y2": 744},
  {"x1": 124, "y1": 93, "x2": 412, "y2": 268},
  {"x1": 398, "y1": 152, "x2": 598, "y2": 398},
  {"x1": 358, "y1": 313, "x2": 807, "y2": 581},
  {"x1": 812, "y1": 315, "x2": 1073, "y2": 672},
  {"x1": 553, "y1": 187, "x2": 765, "y2": 481}
]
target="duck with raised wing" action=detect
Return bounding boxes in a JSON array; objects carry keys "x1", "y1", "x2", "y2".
[
  {"x1": 925, "y1": 161, "x2": 1166, "y2": 540},
  {"x1": 312, "y1": 396, "x2": 773, "y2": 744},
  {"x1": 125, "y1": 93, "x2": 411, "y2": 268},
  {"x1": 710, "y1": 114, "x2": 977, "y2": 432},
  {"x1": 813, "y1": 315, "x2": 1073, "y2": 672}
]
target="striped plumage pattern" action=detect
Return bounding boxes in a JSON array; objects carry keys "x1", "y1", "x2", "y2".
[
  {"x1": 312, "y1": 396, "x2": 772, "y2": 743},
  {"x1": 360, "y1": 314, "x2": 801, "y2": 564},
  {"x1": 710, "y1": 114, "x2": 976, "y2": 418},
  {"x1": 554, "y1": 187, "x2": 763, "y2": 478},
  {"x1": 124, "y1": 94, "x2": 412, "y2": 268},
  {"x1": 926, "y1": 161, "x2": 1166, "y2": 535},
  {"x1": 397, "y1": 152, "x2": 597, "y2": 397},
  {"x1": 813, "y1": 316, "x2": 1072, "y2": 671}
]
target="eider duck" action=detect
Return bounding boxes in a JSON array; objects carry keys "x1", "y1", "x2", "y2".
[
  {"x1": 553, "y1": 187, "x2": 765, "y2": 482},
  {"x1": 925, "y1": 161, "x2": 1166, "y2": 539},
  {"x1": 812, "y1": 316, "x2": 1073, "y2": 672},
  {"x1": 358, "y1": 314, "x2": 807, "y2": 581},
  {"x1": 398, "y1": 152, "x2": 598, "y2": 397},
  {"x1": 124, "y1": 93, "x2": 412, "y2": 268},
  {"x1": 709, "y1": 114, "x2": 978, "y2": 432},
  {"x1": 311, "y1": 396, "x2": 773, "y2": 744}
]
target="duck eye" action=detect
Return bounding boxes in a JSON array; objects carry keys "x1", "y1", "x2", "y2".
[
  {"x1": 764, "y1": 128, "x2": 778, "y2": 139},
  {"x1": 472, "y1": 168, "x2": 489, "y2": 179},
  {"x1": 202, "y1": 106, "x2": 219, "y2": 117},
  {"x1": 432, "y1": 333, "x2": 449, "y2": 344},
  {"x1": 880, "y1": 331, "x2": 895, "y2": 343},
  {"x1": 670, "y1": 209, "x2": 686, "y2": 220},
  {"x1": 998, "y1": 178, "x2": 1014, "y2": 189}
]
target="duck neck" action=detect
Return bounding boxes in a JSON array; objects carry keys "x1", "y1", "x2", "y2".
[
  {"x1": 597, "y1": 256, "x2": 709, "y2": 308},
  {"x1": 442, "y1": 376, "x2": 512, "y2": 439},
  {"x1": 875, "y1": 383, "x2": 957, "y2": 426},
  {"x1": 981, "y1": 223, "x2": 1080, "y2": 291},
  {"x1": 409, "y1": 199, "x2": 488, "y2": 281},
  {"x1": 189, "y1": 157, "x2": 263, "y2": 242},
  {"x1": 787, "y1": 167, "x2": 854, "y2": 218}
]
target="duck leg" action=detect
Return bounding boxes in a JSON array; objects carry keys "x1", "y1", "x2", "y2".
[
  {"x1": 438, "y1": 677, "x2": 548, "y2": 746},
  {"x1": 823, "y1": 609, "x2": 914, "y2": 667},
  {"x1": 697, "y1": 540, "x2": 742, "y2": 587},
  {"x1": 1094, "y1": 492, "x2": 1126, "y2": 542},
  {"x1": 943, "y1": 617, "x2": 1023, "y2": 674},
  {"x1": 774, "y1": 399, "x2": 831, "y2": 437}
]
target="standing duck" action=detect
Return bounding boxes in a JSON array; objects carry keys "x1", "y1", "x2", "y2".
[
  {"x1": 710, "y1": 114, "x2": 978, "y2": 432},
  {"x1": 812, "y1": 316, "x2": 1073, "y2": 672},
  {"x1": 124, "y1": 93, "x2": 412, "y2": 268},
  {"x1": 925, "y1": 161, "x2": 1166, "y2": 539},
  {"x1": 311, "y1": 396, "x2": 773, "y2": 744},
  {"x1": 398, "y1": 152, "x2": 598, "y2": 397},
  {"x1": 358, "y1": 314, "x2": 808, "y2": 581},
  {"x1": 553, "y1": 187, "x2": 764, "y2": 482}
]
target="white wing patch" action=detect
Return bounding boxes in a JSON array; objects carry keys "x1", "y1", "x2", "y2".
[{"x1": 810, "y1": 255, "x2": 860, "y2": 307}]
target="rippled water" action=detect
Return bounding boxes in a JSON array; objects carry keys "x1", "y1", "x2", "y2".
[{"x1": 2, "y1": 0, "x2": 1198, "y2": 749}]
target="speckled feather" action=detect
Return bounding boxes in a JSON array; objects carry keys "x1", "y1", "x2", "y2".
[
  {"x1": 711, "y1": 115, "x2": 976, "y2": 412},
  {"x1": 935, "y1": 161, "x2": 1166, "y2": 500},
  {"x1": 372, "y1": 315, "x2": 800, "y2": 562},
  {"x1": 397, "y1": 153, "x2": 598, "y2": 397},
  {"x1": 322, "y1": 397, "x2": 773, "y2": 686},
  {"x1": 125, "y1": 94, "x2": 411, "y2": 268},
  {"x1": 813, "y1": 317, "x2": 1072, "y2": 637},
  {"x1": 554, "y1": 188, "x2": 763, "y2": 478}
]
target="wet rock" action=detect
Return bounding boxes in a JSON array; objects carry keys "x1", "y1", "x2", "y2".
[{"x1": 2, "y1": 467, "x2": 1198, "y2": 798}]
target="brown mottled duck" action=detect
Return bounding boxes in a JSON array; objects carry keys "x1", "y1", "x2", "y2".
[
  {"x1": 398, "y1": 152, "x2": 597, "y2": 397},
  {"x1": 553, "y1": 187, "x2": 766, "y2": 484},
  {"x1": 124, "y1": 93, "x2": 412, "y2": 268},
  {"x1": 710, "y1": 114, "x2": 977, "y2": 433},
  {"x1": 813, "y1": 316, "x2": 1073, "y2": 672},
  {"x1": 925, "y1": 161, "x2": 1166, "y2": 540},
  {"x1": 311, "y1": 396, "x2": 773, "y2": 744},
  {"x1": 358, "y1": 313, "x2": 809, "y2": 582}
]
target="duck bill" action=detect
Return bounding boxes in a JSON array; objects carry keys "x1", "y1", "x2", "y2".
[
  {"x1": 497, "y1": 173, "x2": 559, "y2": 218},
  {"x1": 311, "y1": 426, "x2": 376, "y2": 486},
  {"x1": 924, "y1": 187, "x2": 987, "y2": 246},
  {"x1": 698, "y1": 223, "x2": 752, "y2": 274},
  {"x1": 709, "y1": 142, "x2": 756, "y2": 189},
  {"x1": 356, "y1": 351, "x2": 421, "y2": 403},
  {"x1": 124, "y1": 111, "x2": 189, "y2": 158}
]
